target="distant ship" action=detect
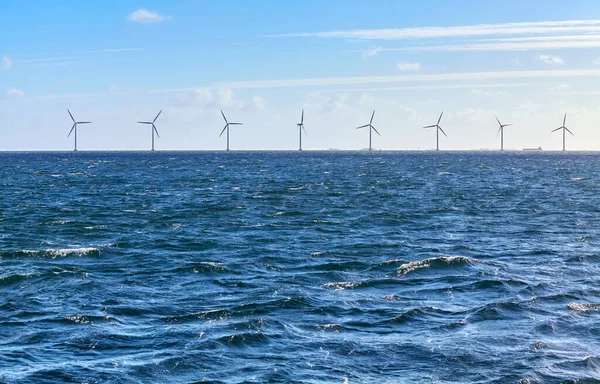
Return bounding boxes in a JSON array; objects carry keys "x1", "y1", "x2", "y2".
[{"x1": 523, "y1": 147, "x2": 543, "y2": 151}]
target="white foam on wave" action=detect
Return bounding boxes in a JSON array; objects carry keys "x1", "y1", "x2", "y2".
[
  {"x1": 322, "y1": 281, "x2": 362, "y2": 290},
  {"x1": 568, "y1": 303, "x2": 600, "y2": 312},
  {"x1": 396, "y1": 256, "x2": 472, "y2": 277}
]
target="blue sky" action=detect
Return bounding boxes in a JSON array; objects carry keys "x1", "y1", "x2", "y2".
[{"x1": 2, "y1": 0, "x2": 600, "y2": 150}]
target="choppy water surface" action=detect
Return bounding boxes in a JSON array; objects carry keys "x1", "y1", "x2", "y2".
[{"x1": 1, "y1": 151, "x2": 600, "y2": 383}]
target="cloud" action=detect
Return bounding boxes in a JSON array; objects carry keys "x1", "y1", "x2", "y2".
[
  {"x1": 470, "y1": 89, "x2": 506, "y2": 97},
  {"x1": 396, "y1": 62, "x2": 420, "y2": 72},
  {"x1": 549, "y1": 83, "x2": 572, "y2": 91},
  {"x1": 128, "y1": 9, "x2": 170, "y2": 23},
  {"x1": 253, "y1": 95, "x2": 266, "y2": 109},
  {"x1": 215, "y1": 69, "x2": 600, "y2": 89},
  {"x1": 268, "y1": 20, "x2": 600, "y2": 40},
  {"x1": 537, "y1": 54, "x2": 564, "y2": 64},
  {"x1": 2, "y1": 56, "x2": 11, "y2": 70},
  {"x1": 363, "y1": 46, "x2": 382, "y2": 57},
  {"x1": 5, "y1": 89, "x2": 24, "y2": 98}
]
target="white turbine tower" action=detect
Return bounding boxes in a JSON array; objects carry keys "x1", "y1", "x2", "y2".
[
  {"x1": 552, "y1": 113, "x2": 574, "y2": 151},
  {"x1": 296, "y1": 109, "x2": 307, "y2": 151},
  {"x1": 423, "y1": 112, "x2": 447, "y2": 151},
  {"x1": 495, "y1": 115, "x2": 512, "y2": 151},
  {"x1": 219, "y1": 110, "x2": 242, "y2": 151},
  {"x1": 356, "y1": 110, "x2": 380, "y2": 151},
  {"x1": 66, "y1": 109, "x2": 91, "y2": 152},
  {"x1": 137, "y1": 110, "x2": 162, "y2": 151}
]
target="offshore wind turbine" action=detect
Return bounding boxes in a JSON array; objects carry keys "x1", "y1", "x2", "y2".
[
  {"x1": 423, "y1": 112, "x2": 447, "y2": 151},
  {"x1": 356, "y1": 110, "x2": 380, "y2": 151},
  {"x1": 552, "y1": 113, "x2": 574, "y2": 151},
  {"x1": 66, "y1": 109, "x2": 91, "y2": 152},
  {"x1": 296, "y1": 109, "x2": 307, "y2": 151},
  {"x1": 219, "y1": 110, "x2": 242, "y2": 151},
  {"x1": 137, "y1": 110, "x2": 162, "y2": 151},
  {"x1": 495, "y1": 115, "x2": 512, "y2": 151}
]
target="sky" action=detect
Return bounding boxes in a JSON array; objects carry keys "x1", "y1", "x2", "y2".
[{"x1": 2, "y1": 0, "x2": 600, "y2": 151}]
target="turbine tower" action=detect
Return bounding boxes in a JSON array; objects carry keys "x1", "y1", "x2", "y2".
[
  {"x1": 552, "y1": 113, "x2": 574, "y2": 151},
  {"x1": 495, "y1": 115, "x2": 512, "y2": 151},
  {"x1": 66, "y1": 109, "x2": 91, "y2": 152},
  {"x1": 423, "y1": 112, "x2": 447, "y2": 151},
  {"x1": 356, "y1": 110, "x2": 380, "y2": 151},
  {"x1": 137, "y1": 110, "x2": 162, "y2": 151},
  {"x1": 296, "y1": 109, "x2": 307, "y2": 151},
  {"x1": 219, "y1": 110, "x2": 242, "y2": 151}
]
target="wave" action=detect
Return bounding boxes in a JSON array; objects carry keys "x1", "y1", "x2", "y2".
[
  {"x1": 396, "y1": 256, "x2": 473, "y2": 277},
  {"x1": 322, "y1": 281, "x2": 365, "y2": 290},
  {"x1": 568, "y1": 303, "x2": 600, "y2": 312},
  {"x1": 1, "y1": 248, "x2": 100, "y2": 259}
]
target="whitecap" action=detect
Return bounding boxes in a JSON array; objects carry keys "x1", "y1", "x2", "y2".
[
  {"x1": 322, "y1": 282, "x2": 362, "y2": 290},
  {"x1": 396, "y1": 256, "x2": 472, "y2": 277},
  {"x1": 568, "y1": 303, "x2": 600, "y2": 312}
]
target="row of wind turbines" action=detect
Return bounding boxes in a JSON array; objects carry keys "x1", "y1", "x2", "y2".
[{"x1": 65, "y1": 109, "x2": 575, "y2": 152}]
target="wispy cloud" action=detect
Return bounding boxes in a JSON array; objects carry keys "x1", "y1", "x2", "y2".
[
  {"x1": 269, "y1": 20, "x2": 600, "y2": 40},
  {"x1": 537, "y1": 54, "x2": 564, "y2": 64},
  {"x1": 363, "y1": 47, "x2": 382, "y2": 57},
  {"x1": 215, "y1": 69, "x2": 600, "y2": 89},
  {"x1": 128, "y1": 9, "x2": 171, "y2": 24},
  {"x1": 10, "y1": 48, "x2": 143, "y2": 68},
  {"x1": 2, "y1": 56, "x2": 11, "y2": 70},
  {"x1": 5, "y1": 89, "x2": 24, "y2": 99},
  {"x1": 549, "y1": 83, "x2": 572, "y2": 91},
  {"x1": 396, "y1": 62, "x2": 420, "y2": 72}
]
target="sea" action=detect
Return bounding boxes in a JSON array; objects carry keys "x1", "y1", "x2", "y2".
[{"x1": 0, "y1": 151, "x2": 599, "y2": 384}]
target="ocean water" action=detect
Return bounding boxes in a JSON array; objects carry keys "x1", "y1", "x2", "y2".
[{"x1": 1, "y1": 151, "x2": 600, "y2": 384}]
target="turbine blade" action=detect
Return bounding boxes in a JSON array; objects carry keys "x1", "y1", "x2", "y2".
[
  {"x1": 495, "y1": 115, "x2": 501, "y2": 126},
  {"x1": 67, "y1": 123, "x2": 76, "y2": 137},
  {"x1": 77, "y1": 121, "x2": 91, "y2": 124},
  {"x1": 138, "y1": 121, "x2": 152, "y2": 124},
  {"x1": 503, "y1": 124, "x2": 513, "y2": 127},
  {"x1": 153, "y1": 110, "x2": 162, "y2": 123},
  {"x1": 372, "y1": 126, "x2": 381, "y2": 136},
  {"x1": 301, "y1": 109, "x2": 304, "y2": 124},
  {"x1": 67, "y1": 109, "x2": 75, "y2": 123},
  {"x1": 219, "y1": 124, "x2": 228, "y2": 137},
  {"x1": 496, "y1": 127, "x2": 502, "y2": 138},
  {"x1": 370, "y1": 110, "x2": 375, "y2": 124},
  {"x1": 357, "y1": 124, "x2": 370, "y2": 129},
  {"x1": 438, "y1": 126, "x2": 448, "y2": 137},
  {"x1": 302, "y1": 125, "x2": 308, "y2": 136},
  {"x1": 565, "y1": 127, "x2": 574, "y2": 136},
  {"x1": 423, "y1": 124, "x2": 437, "y2": 129},
  {"x1": 437, "y1": 111, "x2": 443, "y2": 125},
  {"x1": 229, "y1": 122, "x2": 243, "y2": 125},
  {"x1": 563, "y1": 112, "x2": 567, "y2": 126},
  {"x1": 153, "y1": 124, "x2": 160, "y2": 138},
  {"x1": 551, "y1": 127, "x2": 562, "y2": 132},
  {"x1": 220, "y1": 110, "x2": 228, "y2": 124}
]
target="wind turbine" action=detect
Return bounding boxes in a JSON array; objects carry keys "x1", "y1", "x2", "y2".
[
  {"x1": 219, "y1": 110, "x2": 242, "y2": 151},
  {"x1": 296, "y1": 109, "x2": 307, "y2": 151},
  {"x1": 66, "y1": 109, "x2": 91, "y2": 152},
  {"x1": 552, "y1": 113, "x2": 574, "y2": 151},
  {"x1": 495, "y1": 115, "x2": 512, "y2": 151},
  {"x1": 137, "y1": 110, "x2": 162, "y2": 151},
  {"x1": 423, "y1": 112, "x2": 447, "y2": 151},
  {"x1": 356, "y1": 110, "x2": 380, "y2": 151}
]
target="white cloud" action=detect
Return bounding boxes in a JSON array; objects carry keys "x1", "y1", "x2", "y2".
[
  {"x1": 537, "y1": 54, "x2": 564, "y2": 64},
  {"x1": 216, "y1": 69, "x2": 600, "y2": 89},
  {"x1": 396, "y1": 62, "x2": 420, "y2": 72},
  {"x1": 594, "y1": 58, "x2": 600, "y2": 65},
  {"x1": 128, "y1": 9, "x2": 170, "y2": 23},
  {"x1": 269, "y1": 20, "x2": 600, "y2": 40},
  {"x1": 511, "y1": 58, "x2": 521, "y2": 65},
  {"x1": 253, "y1": 95, "x2": 266, "y2": 109},
  {"x1": 470, "y1": 89, "x2": 506, "y2": 97},
  {"x1": 2, "y1": 56, "x2": 11, "y2": 70},
  {"x1": 363, "y1": 46, "x2": 382, "y2": 57},
  {"x1": 549, "y1": 83, "x2": 572, "y2": 91},
  {"x1": 5, "y1": 89, "x2": 24, "y2": 98}
]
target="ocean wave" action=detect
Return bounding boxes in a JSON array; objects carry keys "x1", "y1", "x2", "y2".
[
  {"x1": 322, "y1": 281, "x2": 365, "y2": 290},
  {"x1": 1, "y1": 248, "x2": 100, "y2": 259},
  {"x1": 396, "y1": 256, "x2": 473, "y2": 277},
  {"x1": 568, "y1": 303, "x2": 600, "y2": 312}
]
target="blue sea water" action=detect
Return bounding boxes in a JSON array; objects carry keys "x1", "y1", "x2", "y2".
[{"x1": 0, "y1": 151, "x2": 600, "y2": 384}]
